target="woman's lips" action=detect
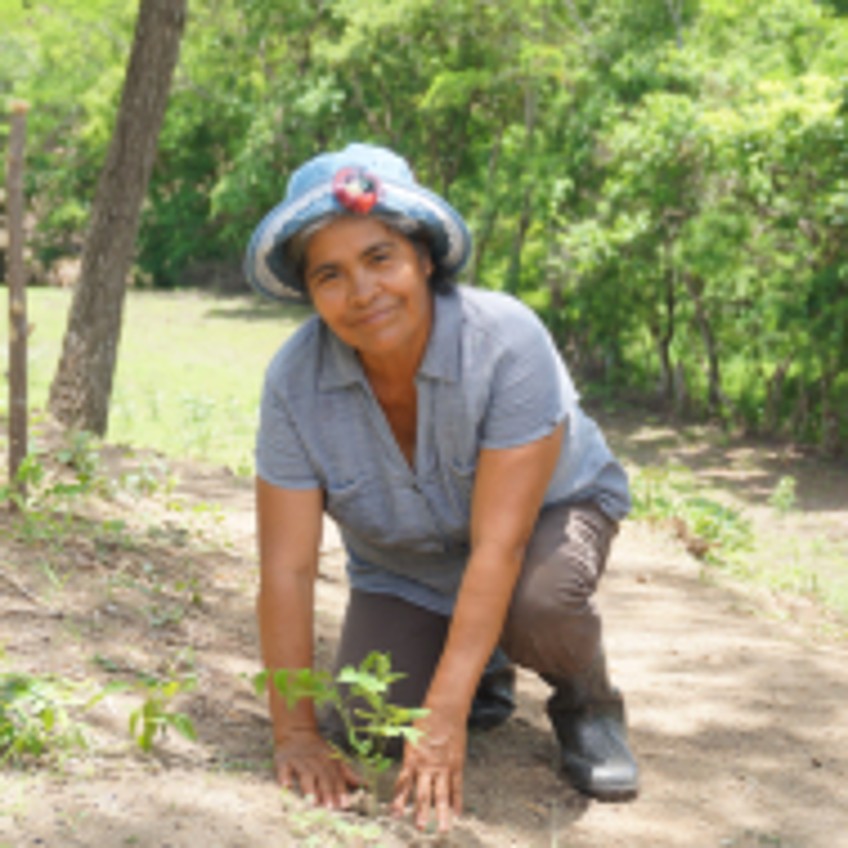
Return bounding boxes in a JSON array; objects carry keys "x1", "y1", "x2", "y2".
[{"x1": 353, "y1": 303, "x2": 397, "y2": 327}]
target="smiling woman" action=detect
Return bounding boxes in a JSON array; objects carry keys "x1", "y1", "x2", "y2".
[{"x1": 244, "y1": 143, "x2": 639, "y2": 833}]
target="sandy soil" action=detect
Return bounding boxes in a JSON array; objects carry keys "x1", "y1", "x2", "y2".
[{"x1": 1, "y1": 416, "x2": 847, "y2": 848}]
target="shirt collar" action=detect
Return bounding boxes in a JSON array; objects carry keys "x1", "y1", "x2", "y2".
[
  {"x1": 316, "y1": 287, "x2": 463, "y2": 391},
  {"x1": 317, "y1": 322, "x2": 364, "y2": 390},
  {"x1": 418, "y1": 287, "x2": 461, "y2": 383}
]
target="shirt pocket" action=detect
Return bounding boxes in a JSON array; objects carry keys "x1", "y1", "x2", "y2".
[
  {"x1": 325, "y1": 475, "x2": 381, "y2": 538},
  {"x1": 325, "y1": 474, "x2": 442, "y2": 553}
]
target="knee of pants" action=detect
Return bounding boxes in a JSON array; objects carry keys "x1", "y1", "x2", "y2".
[
  {"x1": 506, "y1": 589, "x2": 599, "y2": 645},
  {"x1": 502, "y1": 611, "x2": 601, "y2": 679},
  {"x1": 502, "y1": 585, "x2": 602, "y2": 677},
  {"x1": 511, "y1": 562, "x2": 599, "y2": 624}
]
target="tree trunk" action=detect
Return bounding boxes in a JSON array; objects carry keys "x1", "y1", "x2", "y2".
[
  {"x1": 6, "y1": 103, "x2": 28, "y2": 506},
  {"x1": 469, "y1": 131, "x2": 503, "y2": 286},
  {"x1": 48, "y1": 0, "x2": 187, "y2": 435},
  {"x1": 654, "y1": 271, "x2": 676, "y2": 405},
  {"x1": 505, "y1": 187, "x2": 533, "y2": 294},
  {"x1": 505, "y1": 82, "x2": 537, "y2": 294},
  {"x1": 763, "y1": 355, "x2": 792, "y2": 435},
  {"x1": 682, "y1": 271, "x2": 722, "y2": 418}
]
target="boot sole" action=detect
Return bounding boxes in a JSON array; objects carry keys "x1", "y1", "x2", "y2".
[{"x1": 561, "y1": 753, "x2": 639, "y2": 802}]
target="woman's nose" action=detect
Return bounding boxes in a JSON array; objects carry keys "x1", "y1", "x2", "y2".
[{"x1": 349, "y1": 264, "x2": 378, "y2": 304}]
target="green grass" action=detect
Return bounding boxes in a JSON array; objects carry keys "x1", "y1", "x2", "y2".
[
  {"x1": 1, "y1": 288, "x2": 311, "y2": 474},
  {"x1": 631, "y1": 462, "x2": 848, "y2": 627}
]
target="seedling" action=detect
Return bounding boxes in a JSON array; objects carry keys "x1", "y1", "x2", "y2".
[
  {"x1": 55, "y1": 430, "x2": 101, "y2": 491},
  {"x1": 128, "y1": 675, "x2": 197, "y2": 753},
  {"x1": 1, "y1": 448, "x2": 100, "y2": 545},
  {"x1": 254, "y1": 651, "x2": 428, "y2": 803},
  {"x1": 768, "y1": 475, "x2": 797, "y2": 514},
  {"x1": 0, "y1": 671, "x2": 102, "y2": 765}
]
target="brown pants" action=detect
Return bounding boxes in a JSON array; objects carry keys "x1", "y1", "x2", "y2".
[{"x1": 327, "y1": 502, "x2": 617, "y2": 715}]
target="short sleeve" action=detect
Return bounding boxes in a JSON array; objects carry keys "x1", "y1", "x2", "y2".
[
  {"x1": 479, "y1": 304, "x2": 578, "y2": 450},
  {"x1": 255, "y1": 366, "x2": 321, "y2": 490}
]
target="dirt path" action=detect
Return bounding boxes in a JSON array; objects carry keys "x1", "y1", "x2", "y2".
[{"x1": 1, "y1": 421, "x2": 847, "y2": 848}]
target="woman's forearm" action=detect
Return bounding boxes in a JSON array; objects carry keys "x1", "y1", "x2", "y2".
[
  {"x1": 257, "y1": 569, "x2": 319, "y2": 742},
  {"x1": 424, "y1": 428, "x2": 564, "y2": 719},
  {"x1": 424, "y1": 540, "x2": 523, "y2": 716}
]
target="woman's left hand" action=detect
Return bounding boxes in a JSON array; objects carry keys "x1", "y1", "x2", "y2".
[{"x1": 391, "y1": 706, "x2": 467, "y2": 833}]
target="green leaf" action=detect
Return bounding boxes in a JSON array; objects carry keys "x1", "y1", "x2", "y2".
[
  {"x1": 252, "y1": 670, "x2": 269, "y2": 698},
  {"x1": 167, "y1": 713, "x2": 197, "y2": 741},
  {"x1": 336, "y1": 668, "x2": 389, "y2": 695}
]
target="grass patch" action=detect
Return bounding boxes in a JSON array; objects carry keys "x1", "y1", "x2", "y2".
[
  {"x1": 1, "y1": 288, "x2": 310, "y2": 474},
  {"x1": 631, "y1": 463, "x2": 754, "y2": 564},
  {"x1": 631, "y1": 462, "x2": 848, "y2": 626},
  {"x1": 0, "y1": 670, "x2": 100, "y2": 766}
]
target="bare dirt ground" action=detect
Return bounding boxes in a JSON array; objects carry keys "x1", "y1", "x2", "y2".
[{"x1": 1, "y1": 412, "x2": 847, "y2": 848}]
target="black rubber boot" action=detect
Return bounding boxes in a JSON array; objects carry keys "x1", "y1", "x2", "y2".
[
  {"x1": 545, "y1": 652, "x2": 639, "y2": 801},
  {"x1": 468, "y1": 652, "x2": 516, "y2": 731}
]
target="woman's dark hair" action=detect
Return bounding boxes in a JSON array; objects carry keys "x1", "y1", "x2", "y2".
[{"x1": 407, "y1": 233, "x2": 454, "y2": 295}]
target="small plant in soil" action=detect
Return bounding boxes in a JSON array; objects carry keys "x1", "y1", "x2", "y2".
[
  {"x1": 0, "y1": 671, "x2": 102, "y2": 766},
  {"x1": 128, "y1": 674, "x2": 197, "y2": 753},
  {"x1": 254, "y1": 651, "x2": 428, "y2": 808},
  {"x1": 768, "y1": 475, "x2": 797, "y2": 514},
  {"x1": 1, "y1": 439, "x2": 106, "y2": 545}
]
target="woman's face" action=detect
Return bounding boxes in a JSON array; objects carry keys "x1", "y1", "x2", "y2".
[{"x1": 303, "y1": 216, "x2": 434, "y2": 366}]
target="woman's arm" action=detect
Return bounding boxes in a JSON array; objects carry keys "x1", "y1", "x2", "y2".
[
  {"x1": 256, "y1": 477, "x2": 360, "y2": 807},
  {"x1": 393, "y1": 422, "x2": 565, "y2": 831}
]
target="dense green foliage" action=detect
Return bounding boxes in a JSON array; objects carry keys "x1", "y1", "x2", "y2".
[{"x1": 2, "y1": 0, "x2": 847, "y2": 450}]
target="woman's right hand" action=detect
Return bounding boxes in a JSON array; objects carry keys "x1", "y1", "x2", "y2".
[{"x1": 274, "y1": 729, "x2": 363, "y2": 809}]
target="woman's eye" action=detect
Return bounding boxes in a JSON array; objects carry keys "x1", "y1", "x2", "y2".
[{"x1": 314, "y1": 270, "x2": 339, "y2": 286}]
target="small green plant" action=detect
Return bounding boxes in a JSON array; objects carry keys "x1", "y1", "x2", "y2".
[
  {"x1": 135, "y1": 562, "x2": 203, "y2": 628},
  {"x1": 254, "y1": 651, "x2": 428, "y2": 800},
  {"x1": 55, "y1": 430, "x2": 101, "y2": 491},
  {"x1": 0, "y1": 671, "x2": 102, "y2": 765},
  {"x1": 119, "y1": 457, "x2": 175, "y2": 497},
  {"x1": 0, "y1": 453, "x2": 71, "y2": 542},
  {"x1": 128, "y1": 675, "x2": 197, "y2": 753},
  {"x1": 1, "y1": 448, "x2": 99, "y2": 544},
  {"x1": 768, "y1": 475, "x2": 797, "y2": 514},
  {"x1": 280, "y1": 790, "x2": 385, "y2": 846},
  {"x1": 1, "y1": 454, "x2": 48, "y2": 519},
  {"x1": 180, "y1": 394, "x2": 216, "y2": 458}
]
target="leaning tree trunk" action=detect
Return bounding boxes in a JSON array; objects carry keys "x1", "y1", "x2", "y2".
[{"x1": 48, "y1": 0, "x2": 187, "y2": 435}]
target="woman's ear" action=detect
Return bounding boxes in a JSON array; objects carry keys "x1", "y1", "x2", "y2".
[
  {"x1": 421, "y1": 251, "x2": 434, "y2": 280},
  {"x1": 412, "y1": 238, "x2": 434, "y2": 280}
]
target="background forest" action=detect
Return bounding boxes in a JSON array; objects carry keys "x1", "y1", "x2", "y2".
[{"x1": 2, "y1": 0, "x2": 847, "y2": 452}]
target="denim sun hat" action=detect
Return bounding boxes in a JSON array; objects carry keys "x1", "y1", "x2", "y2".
[{"x1": 244, "y1": 143, "x2": 472, "y2": 301}]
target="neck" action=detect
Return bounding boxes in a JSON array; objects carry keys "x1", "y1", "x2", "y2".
[
  {"x1": 360, "y1": 347, "x2": 421, "y2": 390},
  {"x1": 359, "y1": 295, "x2": 434, "y2": 390}
]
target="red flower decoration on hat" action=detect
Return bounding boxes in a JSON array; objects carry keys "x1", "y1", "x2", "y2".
[{"x1": 332, "y1": 167, "x2": 381, "y2": 215}]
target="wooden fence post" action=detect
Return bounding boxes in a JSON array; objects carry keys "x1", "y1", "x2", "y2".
[{"x1": 7, "y1": 101, "x2": 29, "y2": 508}]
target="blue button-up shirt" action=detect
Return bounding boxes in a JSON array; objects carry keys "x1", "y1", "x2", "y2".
[{"x1": 256, "y1": 286, "x2": 630, "y2": 612}]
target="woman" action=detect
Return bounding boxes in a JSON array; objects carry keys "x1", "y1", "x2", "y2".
[{"x1": 246, "y1": 143, "x2": 638, "y2": 833}]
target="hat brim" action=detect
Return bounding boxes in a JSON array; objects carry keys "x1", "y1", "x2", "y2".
[{"x1": 245, "y1": 178, "x2": 471, "y2": 301}]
